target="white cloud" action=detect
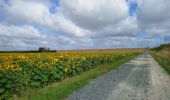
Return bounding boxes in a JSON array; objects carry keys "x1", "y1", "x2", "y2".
[
  {"x1": 91, "y1": 36, "x2": 154, "y2": 48},
  {"x1": 56, "y1": 0, "x2": 138, "y2": 38},
  {"x1": 4, "y1": 0, "x2": 53, "y2": 26},
  {"x1": 1, "y1": 0, "x2": 168, "y2": 50},
  {"x1": 138, "y1": 0, "x2": 170, "y2": 23},
  {"x1": 2, "y1": 0, "x2": 91, "y2": 38},
  {"x1": 0, "y1": 23, "x2": 91, "y2": 50},
  {"x1": 92, "y1": 16, "x2": 138, "y2": 38},
  {"x1": 0, "y1": 24, "x2": 48, "y2": 50},
  {"x1": 60, "y1": 0, "x2": 129, "y2": 30},
  {"x1": 52, "y1": 13, "x2": 91, "y2": 37},
  {"x1": 0, "y1": 24, "x2": 46, "y2": 39},
  {"x1": 137, "y1": 0, "x2": 170, "y2": 37}
]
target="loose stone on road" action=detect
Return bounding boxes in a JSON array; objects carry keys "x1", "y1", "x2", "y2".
[{"x1": 67, "y1": 53, "x2": 170, "y2": 100}]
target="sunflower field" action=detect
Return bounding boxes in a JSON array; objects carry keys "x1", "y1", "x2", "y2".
[{"x1": 0, "y1": 49, "x2": 143, "y2": 99}]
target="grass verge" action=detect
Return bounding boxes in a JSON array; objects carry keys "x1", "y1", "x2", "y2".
[
  {"x1": 150, "y1": 44, "x2": 170, "y2": 75},
  {"x1": 152, "y1": 55, "x2": 170, "y2": 75},
  {"x1": 14, "y1": 55, "x2": 138, "y2": 100}
]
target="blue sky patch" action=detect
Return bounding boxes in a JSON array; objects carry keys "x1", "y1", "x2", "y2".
[
  {"x1": 129, "y1": 2, "x2": 138, "y2": 16},
  {"x1": 49, "y1": 6, "x2": 57, "y2": 14},
  {"x1": 4, "y1": 0, "x2": 10, "y2": 3},
  {"x1": 49, "y1": 0, "x2": 59, "y2": 14},
  {"x1": 50, "y1": 0, "x2": 59, "y2": 6}
]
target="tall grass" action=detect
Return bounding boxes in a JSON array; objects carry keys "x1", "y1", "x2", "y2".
[
  {"x1": 152, "y1": 55, "x2": 170, "y2": 74},
  {"x1": 150, "y1": 44, "x2": 170, "y2": 74}
]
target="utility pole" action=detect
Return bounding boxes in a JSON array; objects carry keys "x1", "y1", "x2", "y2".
[
  {"x1": 165, "y1": 33, "x2": 167, "y2": 44},
  {"x1": 160, "y1": 36, "x2": 161, "y2": 46}
]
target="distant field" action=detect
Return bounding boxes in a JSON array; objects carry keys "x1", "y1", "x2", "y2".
[
  {"x1": 57, "y1": 48, "x2": 142, "y2": 52},
  {"x1": 0, "y1": 48, "x2": 143, "y2": 99}
]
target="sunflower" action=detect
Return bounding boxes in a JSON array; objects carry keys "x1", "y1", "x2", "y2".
[{"x1": 64, "y1": 67, "x2": 68, "y2": 72}]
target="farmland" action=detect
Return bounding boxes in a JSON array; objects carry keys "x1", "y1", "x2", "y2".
[{"x1": 0, "y1": 49, "x2": 143, "y2": 99}]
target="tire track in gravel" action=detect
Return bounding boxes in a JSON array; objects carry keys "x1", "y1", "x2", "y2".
[{"x1": 67, "y1": 52, "x2": 170, "y2": 100}]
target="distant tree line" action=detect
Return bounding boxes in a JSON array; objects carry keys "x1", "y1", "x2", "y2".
[
  {"x1": 0, "y1": 47, "x2": 57, "y2": 53},
  {"x1": 38, "y1": 47, "x2": 50, "y2": 52}
]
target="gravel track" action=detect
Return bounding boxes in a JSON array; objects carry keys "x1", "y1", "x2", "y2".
[{"x1": 67, "y1": 53, "x2": 170, "y2": 100}]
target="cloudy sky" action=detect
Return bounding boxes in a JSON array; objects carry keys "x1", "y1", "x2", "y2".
[{"x1": 0, "y1": 0, "x2": 170, "y2": 50}]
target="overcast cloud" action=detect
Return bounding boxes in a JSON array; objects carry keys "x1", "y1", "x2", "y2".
[{"x1": 0, "y1": 0, "x2": 169, "y2": 50}]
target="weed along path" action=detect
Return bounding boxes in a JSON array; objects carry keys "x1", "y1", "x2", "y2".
[{"x1": 67, "y1": 53, "x2": 170, "y2": 100}]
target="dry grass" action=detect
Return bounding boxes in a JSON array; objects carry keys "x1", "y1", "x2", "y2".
[{"x1": 151, "y1": 44, "x2": 170, "y2": 74}]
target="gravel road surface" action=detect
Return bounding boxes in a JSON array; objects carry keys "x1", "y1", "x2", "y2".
[{"x1": 67, "y1": 53, "x2": 170, "y2": 100}]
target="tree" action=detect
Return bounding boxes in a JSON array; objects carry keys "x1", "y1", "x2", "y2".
[{"x1": 38, "y1": 47, "x2": 50, "y2": 52}]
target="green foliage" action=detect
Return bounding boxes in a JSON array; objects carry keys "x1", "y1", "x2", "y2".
[
  {"x1": 17, "y1": 54, "x2": 138, "y2": 100},
  {"x1": 0, "y1": 51, "x2": 142, "y2": 99},
  {"x1": 153, "y1": 56, "x2": 170, "y2": 74}
]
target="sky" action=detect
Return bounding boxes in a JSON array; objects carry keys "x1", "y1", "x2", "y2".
[{"x1": 0, "y1": 0, "x2": 170, "y2": 50}]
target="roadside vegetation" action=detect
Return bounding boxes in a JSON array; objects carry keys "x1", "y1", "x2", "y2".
[
  {"x1": 150, "y1": 44, "x2": 170, "y2": 74},
  {"x1": 0, "y1": 49, "x2": 143, "y2": 99}
]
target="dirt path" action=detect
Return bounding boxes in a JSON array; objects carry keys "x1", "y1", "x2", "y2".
[{"x1": 67, "y1": 53, "x2": 170, "y2": 100}]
